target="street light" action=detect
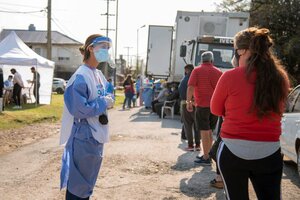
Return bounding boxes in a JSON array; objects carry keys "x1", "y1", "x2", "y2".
[
  {"x1": 136, "y1": 24, "x2": 146, "y2": 75},
  {"x1": 124, "y1": 46, "x2": 133, "y2": 68}
]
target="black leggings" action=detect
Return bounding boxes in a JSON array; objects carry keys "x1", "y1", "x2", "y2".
[
  {"x1": 66, "y1": 190, "x2": 89, "y2": 200},
  {"x1": 217, "y1": 142, "x2": 282, "y2": 200}
]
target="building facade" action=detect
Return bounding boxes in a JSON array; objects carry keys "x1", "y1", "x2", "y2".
[{"x1": 0, "y1": 24, "x2": 83, "y2": 80}]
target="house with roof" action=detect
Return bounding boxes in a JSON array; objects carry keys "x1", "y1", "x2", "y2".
[{"x1": 0, "y1": 24, "x2": 83, "y2": 80}]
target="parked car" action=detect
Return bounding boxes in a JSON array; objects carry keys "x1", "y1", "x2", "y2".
[
  {"x1": 281, "y1": 85, "x2": 300, "y2": 177},
  {"x1": 52, "y1": 78, "x2": 66, "y2": 94}
]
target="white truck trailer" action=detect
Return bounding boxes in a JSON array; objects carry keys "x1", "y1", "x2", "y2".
[
  {"x1": 145, "y1": 11, "x2": 250, "y2": 82},
  {"x1": 145, "y1": 25, "x2": 173, "y2": 79},
  {"x1": 171, "y1": 11, "x2": 249, "y2": 82}
]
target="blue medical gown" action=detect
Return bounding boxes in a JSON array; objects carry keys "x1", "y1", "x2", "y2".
[
  {"x1": 60, "y1": 74, "x2": 107, "y2": 198},
  {"x1": 142, "y1": 84, "x2": 153, "y2": 108}
]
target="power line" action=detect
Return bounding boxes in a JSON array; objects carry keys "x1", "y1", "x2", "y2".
[
  {"x1": 0, "y1": 2, "x2": 44, "y2": 9},
  {"x1": 0, "y1": 9, "x2": 45, "y2": 14},
  {"x1": 0, "y1": 1, "x2": 65, "y2": 11},
  {"x1": 51, "y1": 16, "x2": 80, "y2": 42}
]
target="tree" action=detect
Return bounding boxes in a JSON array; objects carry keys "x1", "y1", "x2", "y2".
[
  {"x1": 217, "y1": 0, "x2": 300, "y2": 85},
  {"x1": 215, "y1": 0, "x2": 251, "y2": 12}
]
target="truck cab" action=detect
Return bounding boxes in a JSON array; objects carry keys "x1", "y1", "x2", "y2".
[{"x1": 181, "y1": 35, "x2": 234, "y2": 72}]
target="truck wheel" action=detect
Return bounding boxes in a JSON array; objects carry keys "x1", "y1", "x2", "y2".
[{"x1": 297, "y1": 147, "x2": 300, "y2": 177}]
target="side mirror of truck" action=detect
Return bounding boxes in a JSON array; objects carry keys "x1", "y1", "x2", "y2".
[{"x1": 180, "y1": 45, "x2": 187, "y2": 57}]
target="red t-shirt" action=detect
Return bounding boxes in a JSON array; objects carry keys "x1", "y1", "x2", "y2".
[
  {"x1": 211, "y1": 66, "x2": 289, "y2": 142},
  {"x1": 188, "y1": 63, "x2": 222, "y2": 107}
]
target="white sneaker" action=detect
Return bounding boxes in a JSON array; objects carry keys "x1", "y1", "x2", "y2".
[
  {"x1": 12, "y1": 106, "x2": 19, "y2": 109},
  {"x1": 18, "y1": 106, "x2": 22, "y2": 109}
]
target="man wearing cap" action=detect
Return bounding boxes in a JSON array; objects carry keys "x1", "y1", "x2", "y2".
[{"x1": 186, "y1": 51, "x2": 222, "y2": 165}]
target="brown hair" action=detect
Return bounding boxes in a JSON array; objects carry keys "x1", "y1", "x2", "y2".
[
  {"x1": 82, "y1": 34, "x2": 103, "y2": 61},
  {"x1": 235, "y1": 27, "x2": 290, "y2": 118}
]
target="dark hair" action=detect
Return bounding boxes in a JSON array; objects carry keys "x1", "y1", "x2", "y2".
[
  {"x1": 124, "y1": 74, "x2": 133, "y2": 85},
  {"x1": 235, "y1": 27, "x2": 290, "y2": 118},
  {"x1": 83, "y1": 34, "x2": 103, "y2": 61},
  {"x1": 8, "y1": 75, "x2": 13, "y2": 78},
  {"x1": 184, "y1": 64, "x2": 194, "y2": 71},
  {"x1": 31, "y1": 67, "x2": 35, "y2": 70}
]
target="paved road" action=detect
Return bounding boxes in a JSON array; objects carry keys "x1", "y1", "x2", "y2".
[{"x1": 0, "y1": 107, "x2": 299, "y2": 199}]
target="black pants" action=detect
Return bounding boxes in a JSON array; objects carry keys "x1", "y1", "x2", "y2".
[
  {"x1": 12, "y1": 83, "x2": 22, "y2": 106},
  {"x1": 151, "y1": 99, "x2": 159, "y2": 113},
  {"x1": 66, "y1": 190, "x2": 89, "y2": 200},
  {"x1": 217, "y1": 142, "x2": 282, "y2": 200},
  {"x1": 33, "y1": 83, "x2": 40, "y2": 104},
  {"x1": 181, "y1": 103, "x2": 199, "y2": 147},
  {"x1": 209, "y1": 117, "x2": 223, "y2": 175}
]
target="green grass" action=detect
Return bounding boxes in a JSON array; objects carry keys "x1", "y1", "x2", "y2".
[
  {"x1": 0, "y1": 92, "x2": 125, "y2": 131},
  {"x1": 0, "y1": 94, "x2": 64, "y2": 130},
  {"x1": 114, "y1": 89, "x2": 125, "y2": 107}
]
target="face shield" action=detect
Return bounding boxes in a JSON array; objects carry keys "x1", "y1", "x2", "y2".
[{"x1": 90, "y1": 36, "x2": 115, "y2": 67}]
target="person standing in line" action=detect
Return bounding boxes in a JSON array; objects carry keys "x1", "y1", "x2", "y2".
[
  {"x1": 122, "y1": 75, "x2": 134, "y2": 110},
  {"x1": 10, "y1": 68, "x2": 24, "y2": 109},
  {"x1": 186, "y1": 51, "x2": 222, "y2": 165},
  {"x1": 106, "y1": 77, "x2": 114, "y2": 94},
  {"x1": 142, "y1": 75, "x2": 154, "y2": 109},
  {"x1": 60, "y1": 34, "x2": 114, "y2": 200},
  {"x1": 211, "y1": 27, "x2": 290, "y2": 200},
  {"x1": 179, "y1": 64, "x2": 200, "y2": 151},
  {"x1": 135, "y1": 75, "x2": 141, "y2": 106},
  {"x1": 29, "y1": 67, "x2": 40, "y2": 104}
]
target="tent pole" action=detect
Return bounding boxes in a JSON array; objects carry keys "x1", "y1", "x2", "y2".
[{"x1": 35, "y1": 63, "x2": 37, "y2": 107}]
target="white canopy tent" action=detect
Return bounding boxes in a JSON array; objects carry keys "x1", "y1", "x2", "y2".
[{"x1": 0, "y1": 31, "x2": 55, "y2": 104}]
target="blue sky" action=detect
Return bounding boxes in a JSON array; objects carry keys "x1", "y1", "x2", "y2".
[{"x1": 0, "y1": 0, "x2": 221, "y2": 61}]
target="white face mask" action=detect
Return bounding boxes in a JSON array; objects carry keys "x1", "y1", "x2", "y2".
[{"x1": 94, "y1": 48, "x2": 109, "y2": 63}]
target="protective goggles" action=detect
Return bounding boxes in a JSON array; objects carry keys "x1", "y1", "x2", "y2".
[{"x1": 90, "y1": 36, "x2": 112, "y2": 49}]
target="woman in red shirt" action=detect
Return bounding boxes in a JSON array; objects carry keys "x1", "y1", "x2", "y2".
[
  {"x1": 122, "y1": 75, "x2": 135, "y2": 109},
  {"x1": 211, "y1": 27, "x2": 290, "y2": 200}
]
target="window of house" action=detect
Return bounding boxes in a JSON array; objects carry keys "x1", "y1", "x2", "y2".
[
  {"x1": 34, "y1": 48, "x2": 41, "y2": 55},
  {"x1": 58, "y1": 57, "x2": 70, "y2": 61}
]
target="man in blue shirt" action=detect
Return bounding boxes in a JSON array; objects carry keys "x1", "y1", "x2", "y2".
[
  {"x1": 106, "y1": 78, "x2": 114, "y2": 94},
  {"x1": 178, "y1": 64, "x2": 200, "y2": 151}
]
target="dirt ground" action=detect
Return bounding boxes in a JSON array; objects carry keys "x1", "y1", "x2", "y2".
[{"x1": 0, "y1": 107, "x2": 299, "y2": 200}]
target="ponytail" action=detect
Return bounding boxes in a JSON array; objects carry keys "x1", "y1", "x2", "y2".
[{"x1": 235, "y1": 27, "x2": 290, "y2": 118}]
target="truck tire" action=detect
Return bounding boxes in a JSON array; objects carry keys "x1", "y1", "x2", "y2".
[{"x1": 297, "y1": 147, "x2": 300, "y2": 177}]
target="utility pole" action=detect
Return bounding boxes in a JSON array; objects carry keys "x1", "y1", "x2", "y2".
[
  {"x1": 136, "y1": 25, "x2": 145, "y2": 75},
  {"x1": 101, "y1": 0, "x2": 116, "y2": 37},
  {"x1": 114, "y1": 0, "x2": 119, "y2": 90},
  {"x1": 47, "y1": 0, "x2": 52, "y2": 60},
  {"x1": 101, "y1": 0, "x2": 116, "y2": 78}
]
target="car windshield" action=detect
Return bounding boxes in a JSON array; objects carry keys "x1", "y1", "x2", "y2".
[{"x1": 195, "y1": 43, "x2": 234, "y2": 69}]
